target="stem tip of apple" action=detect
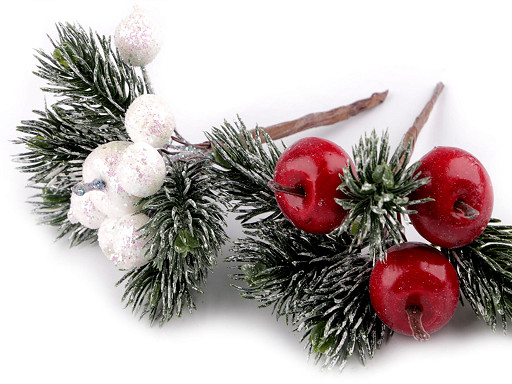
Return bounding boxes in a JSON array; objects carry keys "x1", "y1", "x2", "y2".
[
  {"x1": 405, "y1": 306, "x2": 431, "y2": 341},
  {"x1": 268, "y1": 180, "x2": 306, "y2": 197},
  {"x1": 454, "y1": 199, "x2": 480, "y2": 220}
]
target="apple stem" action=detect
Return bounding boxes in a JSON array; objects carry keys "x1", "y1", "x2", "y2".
[
  {"x1": 405, "y1": 306, "x2": 430, "y2": 341},
  {"x1": 268, "y1": 180, "x2": 306, "y2": 197},
  {"x1": 258, "y1": 90, "x2": 389, "y2": 141},
  {"x1": 405, "y1": 305, "x2": 430, "y2": 341},
  {"x1": 454, "y1": 199, "x2": 480, "y2": 220},
  {"x1": 402, "y1": 82, "x2": 445, "y2": 152}
]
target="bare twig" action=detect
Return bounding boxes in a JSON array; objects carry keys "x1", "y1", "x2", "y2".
[
  {"x1": 403, "y1": 82, "x2": 445, "y2": 152},
  {"x1": 176, "y1": 90, "x2": 389, "y2": 156},
  {"x1": 258, "y1": 90, "x2": 388, "y2": 141}
]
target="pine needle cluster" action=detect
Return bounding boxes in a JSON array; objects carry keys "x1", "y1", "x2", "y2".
[
  {"x1": 445, "y1": 219, "x2": 512, "y2": 331},
  {"x1": 209, "y1": 122, "x2": 390, "y2": 368},
  {"x1": 206, "y1": 119, "x2": 283, "y2": 224},
  {"x1": 337, "y1": 130, "x2": 431, "y2": 262},
  {"x1": 229, "y1": 221, "x2": 391, "y2": 368},
  {"x1": 14, "y1": 23, "x2": 227, "y2": 324},
  {"x1": 14, "y1": 23, "x2": 147, "y2": 245},
  {"x1": 118, "y1": 157, "x2": 227, "y2": 324}
]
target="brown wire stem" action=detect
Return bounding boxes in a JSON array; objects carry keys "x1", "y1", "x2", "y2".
[
  {"x1": 258, "y1": 90, "x2": 389, "y2": 141},
  {"x1": 191, "y1": 90, "x2": 389, "y2": 151},
  {"x1": 402, "y1": 82, "x2": 445, "y2": 152}
]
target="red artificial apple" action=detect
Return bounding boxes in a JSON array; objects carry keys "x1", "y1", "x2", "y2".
[
  {"x1": 270, "y1": 137, "x2": 352, "y2": 234},
  {"x1": 408, "y1": 146, "x2": 493, "y2": 248},
  {"x1": 369, "y1": 242, "x2": 460, "y2": 340}
]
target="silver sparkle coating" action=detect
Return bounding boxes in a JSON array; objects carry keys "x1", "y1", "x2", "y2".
[
  {"x1": 71, "y1": 178, "x2": 106, "y2": 196},
  {"x1": 125, "y1": 94, "x2": 175, "y2": 148},
  {"x1": 114, "y1": 6, "x2": 161, "y2": 67},
  {"x1": 98, "y1": 213, "x2": 151, "y2": 270},
  {"x1": 82, "y1": 141, "x2": 140, "y2": 218},
  {"x1": 68, "y1": 191, "x2": 107, "y2": 229},
  {"x1": 118, "y1": 142, "x2": 167, "y2": 197}
]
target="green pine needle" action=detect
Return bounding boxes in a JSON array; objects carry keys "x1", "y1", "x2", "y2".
[
  {"x1": 14, "y1": 22, "x2": 148, "y2": 245},
  {"x1": 117, "y1": 157, "x2": 227, "y2": 325},
  {"x1": 445, "y1": 219, "x2": 512, "y2": 332},
  {"x1": 337, "y1": 129, "x2": 431, "y2": 262},
  {"x1": 206, "y1": 118, "x2": 284, "y2": 225},
  {"x1": 212, "y1": 121, "x2": 391, "y2": 368},
  {"x1": 228, "y1": 221, "x2": 390, "y2": 369}
]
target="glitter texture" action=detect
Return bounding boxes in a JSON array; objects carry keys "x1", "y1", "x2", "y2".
[
  {"x1": 71, "y1": 178, "x2": 106, "y2": 196},
  {"x1": 82, "y1": 141, "x2": 140, "y2": 218},
  {"x1": 98, "y1": 214, "x2": 151, "y2": 270},
  {"x1": 68, "y1": 191, "x2": 107, "y2": 229},
  {"x1": 114, "y1": 6, "x2": 161, "y2": 67},
  {"x1": 125, "y1": 94, "x2": 175, "y2": 148},
  {"x1": 118, "y1": 142, "x2": 167, "y2": 197}
]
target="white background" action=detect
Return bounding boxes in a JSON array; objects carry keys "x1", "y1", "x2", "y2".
[{"x1": 1, "y1": 0, "x2": 511, "y2": 383}]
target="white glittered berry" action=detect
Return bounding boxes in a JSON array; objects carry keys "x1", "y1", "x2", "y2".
[
  {"x1": 68, "y1": 191, "x2": 107, "y2": 229},
  {"x1": 97, "y1": 217, "x2": 117, "y2": 254},
  {"x1": 125, "y1": 94, "x2": 175, "y2": 148},
  {"x1": 98, "y1": 213, "x2": 151, "y2": 270},
  {"x1": 118, "y1": 142, "x2": 166, "y2": 197},
  {"x1": 114, "y1": 6, "x2": 161, "y2": 67},
  {"x1": 82, "y1": 141, "x2": 140, "y2": 218}
]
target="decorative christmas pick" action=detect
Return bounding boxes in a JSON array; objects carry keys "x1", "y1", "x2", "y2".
[
  {"x1": 14, "y1": 7, "x2": 386, "y2": 325},
  {"x1": 213, "y1": 81, "x2": 511, "y2": 369},
  {"x1": 14, "y1": 4, "x2": 510, "y2": 372}
]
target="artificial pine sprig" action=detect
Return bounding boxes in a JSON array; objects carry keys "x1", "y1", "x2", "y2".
[
  {"x1": 14, "y1": 23, "x2": 148, "y2": 245},
  {"x1": 37, "y1": 22, "x2": 147, "y2": 126},
  {"x1": 206, "y1": 119, "x2": 283, "y2": 225},
  {"x1": 444, "y1": 219, "x2": 512, "y2": 332},
  {"x1": 337, "y1": 82, "x2": 445, "y2": 262},
  {"x1": 228, "y1": 220, "x2": 390, "y2": 369},
  {"x1": 15, "y1": 23, "x2": 227, "y2": 324},
  {"x1": 212, "y1": 121, "x2": 391, "y2": 368},
  {"x1": 336, "y1": 130, "x2": 431, "y2": 262},
  {"x1": 117, "y1": 157, "x2": 226, "y2": 325}
]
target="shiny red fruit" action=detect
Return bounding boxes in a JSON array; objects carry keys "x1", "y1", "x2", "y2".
[
  {"x1": 272, "y1": 137, "x2": 352, "y2": 234},
  {"x1": 369, "y1": 242, "x2": 460, "y2": 340},
  {"x1": 408, "y1": 146, "x2": 493, "y2": 248}
]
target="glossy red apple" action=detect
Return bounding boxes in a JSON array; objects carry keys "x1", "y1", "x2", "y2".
[
  {"x1": 408, "y1": 146, "x2": 493, "y2": 248},
  {"x1": 369, "y1": 242, "x2": 460, "y2": 340},
  {"x1": 270, "y1": 137, "x2": 352, "y2": 234}
]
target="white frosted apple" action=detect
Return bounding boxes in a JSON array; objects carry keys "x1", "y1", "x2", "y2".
[
  {"x1": 124, "y1": 94, "x2": 175, "y2": 148},
  {"x1": 118, "y1": 142, "x2": 166, "y2": 197},
  {"x1": 82, "y1": 141, "x2": 140, "y2": 218},
  {"x1": 67, "y1": 191, "x2": 107, "y2": 229},
  {"x1": 98, "y1": 213, "x2": 151, "y2": 269}
]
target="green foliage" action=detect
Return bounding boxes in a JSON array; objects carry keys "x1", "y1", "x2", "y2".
[
  {"x1": 38, "y1": 23, "x2": 146, "y2": 127},
  {"x1": 14, "y1": 23, "x2": 148, "y2": 245},
  {"x1": 205, "y1": 119, "x2": 283, "y2": 225},
  {"x1": 228, "y1": 221, "x2": 390, "y2": 369},
  {"x1": 337, "y1": 130, "x2": 431, "y2": 262},
  {"x1": 211, "y1": 122, "x2": 390, "y2": 368},
  {"x1": 117, "y1": 158, "x2": 227, "y2": 324},
  {"x1": 298, "y1": 250, "x2": 391, "y2": 368},
  {"x1": 15, "y1": 23, "x2": 227, "y2": 325},
  {"x1": 445, "y1": 219, "x2": 512, "y2": 332}
]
